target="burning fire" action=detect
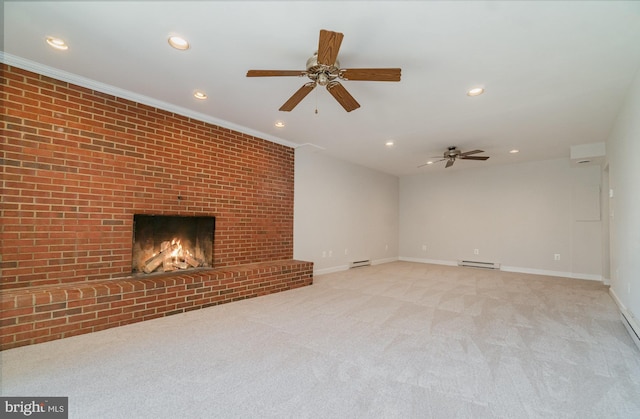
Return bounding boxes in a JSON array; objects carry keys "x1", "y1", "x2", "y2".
[
  {"x1": 171, "y1": 239, "x2": 182, "y2": 259},
  {"x1": 140, "y1": 238, "x2": 203, "y2": 274}
]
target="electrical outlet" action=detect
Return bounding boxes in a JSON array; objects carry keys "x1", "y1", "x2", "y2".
[
  {"x1": 328, "y1": 250, "x2": 332, "y2": 257},
  {"x1": 322, "y1": 251, "x2": 326, "y2": 258},
  {"x1": 474, "y1": 249, "x2": 479, "y2": 255},
  {"x1": 422, "y1": 244, "x2": 427, "y2": 251},
  {"x1": 345, "y1": 248, "x2": 348, "y2": 255},
  {"x1": 385, "y1": 244, "x2": 388, "y2": 251},
  {"x1": 554, "y1": 254, "x2": 561, "y2": 261}
]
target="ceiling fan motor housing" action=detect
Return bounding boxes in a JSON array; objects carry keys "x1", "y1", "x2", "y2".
[
  {"x1": 444, "y1": 147, "x2": 461, "y2": 159},
  {"x1": 306, "y1": 53, "x2": 341, "y2": 86}
]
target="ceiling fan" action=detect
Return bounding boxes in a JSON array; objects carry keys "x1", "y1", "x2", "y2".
[
  {"x1": 246, "y1": 29, "x2": 401, "y2": 112},
  {"x1": 418, "y1": 146, "x2": 490, "y2": 168}
]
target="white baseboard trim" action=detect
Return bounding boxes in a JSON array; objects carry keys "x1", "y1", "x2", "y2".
[
  {"x1": 372, "y1": 257, "x2": 399, "y2": 266},
  {"x1": 501, "y1": 265, "x2": 602, "y2": 281},
  {"x1": 315, "y1": 258, "x2": 604, "y2": 283},
  {"x1": 398, "y1": 257, "x2": 602, "y2": 281},
  {"x1": 398, "y1": 257, "x2": 458, "y2": 266},
  {"x1": 609, "y1": 288, "x2": 640, "y2": 352},
  {"x1": 314, "y1": 257, "x2": 399, "y2": 277}
]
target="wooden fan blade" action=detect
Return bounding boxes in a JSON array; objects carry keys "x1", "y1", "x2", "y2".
[
  {"x1": 326, "y1": 82, "x2": 360, "y2": 112},
  {"x1": 279, "y1": 82, "x2": 316, "y2": 112},
  {"x1": 459, "y1": 149, "x2": 484, "y2": 157},
  {"x1": 317, "y1": 29, "x2": 344, "y2": 66},
  {"x1": 247, "y1": 70, "x2": 306, "y2": 77},
  {"x1": 340, "y1": 68, "x2": 401, "y2": 82},
  {"x1": 445, "y1": 159, "x2": 455, "y2": 168},
  {"x1": 460, "y1": 156, "x2": 490, "y2": 161}
]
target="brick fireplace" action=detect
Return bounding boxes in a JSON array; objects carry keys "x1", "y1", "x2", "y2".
[
  {"x1": 0, "y1": 64, "x2": 313, "y2": 349},
  {"x1": 131, "y1": 214, "x2": 215, "y2": 275}
]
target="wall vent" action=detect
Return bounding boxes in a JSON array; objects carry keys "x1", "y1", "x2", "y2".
[
  {"x1": 350, "y1": 259, "x2": 371, "y2": 269},
  {"x1": 458, "y1": 260, "x2": 501, "y2": 270}
]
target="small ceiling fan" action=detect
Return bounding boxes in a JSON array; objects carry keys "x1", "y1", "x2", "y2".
[
  {"x1": 246, "y1": 29, "x2": 401, "y2": 112},
  {"x1": 418, "y1": 146, "x2": 490, "y2": 168}
]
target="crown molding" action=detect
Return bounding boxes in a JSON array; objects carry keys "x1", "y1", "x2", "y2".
[{"x1": 0, "y1": 52, "x2": 299, "y2": 149}]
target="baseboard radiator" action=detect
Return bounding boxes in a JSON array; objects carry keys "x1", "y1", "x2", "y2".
[
  {"x1": 458, "y1": 260, "x2": 501, "y2": 270},
  {"x1": 621, "y1": 311, "x2": 640, "y2": 351},
  {"x1": 350, "y1": 259, "x2": 371, "y2": 269}
]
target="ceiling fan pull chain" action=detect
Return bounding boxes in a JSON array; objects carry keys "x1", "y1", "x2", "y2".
[{"x1": 315, "y1": 87, "x2": 319, "y2": 114}]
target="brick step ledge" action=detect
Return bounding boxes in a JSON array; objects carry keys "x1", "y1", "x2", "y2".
[{"x1": 1, "y1": 259, "x2": 313, "y2": 350}]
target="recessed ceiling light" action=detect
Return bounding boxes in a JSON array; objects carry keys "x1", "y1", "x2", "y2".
[
  {"x1": 46, "y1": 36, "x2": 68, "y2": 50},
  {"x1": 193, "y1": 91, "x2": 207, "y2": 100},
  {"x1": 385, "y1": 140, "x2": 395, "y2": 147},
  {"x1": 467, "y1": 87, "x2": 484, "y2": 97},
  {"x1": 168, "y1": 36, "x2": 190, "y2": 50},
  {"x1": 509, "y1": 149, "x2": 519, "y2": 154},
  {"x1": 275, "y1": 121, "x2": 285, "y2": 128},
  {"x1": 426, "y1": 161, "x2": 434, "y2": 165}
]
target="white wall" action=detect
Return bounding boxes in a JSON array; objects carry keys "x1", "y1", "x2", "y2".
[
  {"x1": 292, "y1": 68, "x2": 639, "y2": 342},
  {"x1": 294, "y1": 147, "x2": 399, "y2": 274},
  {"x1": 606, "y1": 66, "x2": 640, "y2": 332},
  {"x1": 399, "y1": 158, "x2": 603, "y2": 279}
]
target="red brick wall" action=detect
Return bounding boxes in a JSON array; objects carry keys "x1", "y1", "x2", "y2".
[
  {"x1": 1, "y1": 260, "x2": 313, "y2": 349},
  {"x1": 1, "y1": 64, "x2": 295, "y2": 289}
]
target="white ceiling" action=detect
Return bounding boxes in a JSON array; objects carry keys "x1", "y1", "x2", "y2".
[{"x1": 3, "y1": 1, "x2": 640, "y2": 176}]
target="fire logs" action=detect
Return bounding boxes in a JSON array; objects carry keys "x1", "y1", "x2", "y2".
[
  {"x1": 184, "y1": 253, "x2": 201, "y2": 268},
  {"x1": 141, "y1": 240, "x2": 205, "y2": 273}
]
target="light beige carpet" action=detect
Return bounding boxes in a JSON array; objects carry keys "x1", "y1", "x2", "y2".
[{"x1": 2, "y1": 262, "x2": 639, "y2": 418}]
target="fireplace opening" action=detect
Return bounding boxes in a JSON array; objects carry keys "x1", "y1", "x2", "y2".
[{"x1": 132, "y1": 215, "x2": 215, "y2": 275}]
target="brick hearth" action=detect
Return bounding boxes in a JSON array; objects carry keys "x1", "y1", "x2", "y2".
[
  {"x1": 0, "y1": 64, "x2": 313, "y2": 349},
  {"x1": 1, "y1": 260, "x2": 313, "y2": 350}
]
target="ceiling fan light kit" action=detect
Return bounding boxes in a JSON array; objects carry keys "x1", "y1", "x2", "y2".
[{"x1": 247, "y1": 29, "x2": 401, "y2": 112}]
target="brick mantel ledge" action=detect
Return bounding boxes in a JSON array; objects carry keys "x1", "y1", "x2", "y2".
[{"x1": 0, "y1": 259, "x2": 313, "y2": 350}]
